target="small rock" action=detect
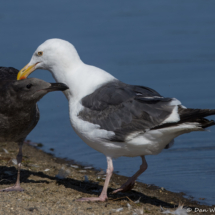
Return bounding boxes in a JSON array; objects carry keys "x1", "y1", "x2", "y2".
[
  {"x1": 134, "y1": 197, "x2": 141, "y2": 203},
  {"x1": 37, "y1": 143, "x2": 43, "y2": 147},
  {"x1": 3, "y1": 148, "x2": 9, "y2": 154},
  {"x1": 111, "y1": 208, "x2": 123, "y2": 212},
  {"x1": 71, "y1": 165, "x2": 79, "y2": 168},
  {"x1": 97, "y1": 169, "x2": 105, "y2": 175},
  {"x1": 12, "y1": 159, "x2": 17, "y2": 165},
  {"x1": 84, "y1": 166, "x2": 93, "y2": 169},
  {"x1": 127, "y1": 203, "x2": 132, "y2": 210},
  {"x1": 133, "y1": 207, "x2": 144, "y2": 215},
  {"x1": 56, "y1": 166, "x2": 70, "y2": 179},
  {"x1": 31, "y1": 164, "x2": 39, "y2": 167}
]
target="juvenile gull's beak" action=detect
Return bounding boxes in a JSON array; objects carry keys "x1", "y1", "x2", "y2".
[
  {"x1": 17, "y1": 63, "x2": 37, "y2": 80},
  {"x1": 45, "y1": 83, "x2": 69, "y2": 92}
]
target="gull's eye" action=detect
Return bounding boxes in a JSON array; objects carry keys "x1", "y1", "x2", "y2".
[
  {"x1": 26, "y1": 84, "x2": 33, "y2": 89},
  {"x1": 37, "y1": 51, "x2": 43, "y2": 56}
]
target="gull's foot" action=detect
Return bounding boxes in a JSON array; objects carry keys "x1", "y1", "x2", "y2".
[
  {"x1": 112, "y1": 181, "x2": 135, "y2": 194},
  {"x1": 76, "y1": 196, "x2": 107, "y2": 202},
  {"x1": 0, "y1": 184, "x2": 24, "y2": 192}
]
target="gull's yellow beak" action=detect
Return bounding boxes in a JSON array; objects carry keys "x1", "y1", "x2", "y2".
[{"x1": 17, "y1": 63, "x2": 37, "y2": 80}]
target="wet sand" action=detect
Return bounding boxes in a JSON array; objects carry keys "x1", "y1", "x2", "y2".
[{"x1": 0, "y1": 141, "x2": 214, "y2": 215}]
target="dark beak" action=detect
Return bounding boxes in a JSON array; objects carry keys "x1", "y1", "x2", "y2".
[{"x1": 46, "y1": 83, "x2": 69, "y2": 92}]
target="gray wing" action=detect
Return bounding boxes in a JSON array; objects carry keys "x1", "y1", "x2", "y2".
[
  {"x1": 0, "y1": 67, "x2": 19, "y2": 81},
  {"x1": 79, "y1": 80, "x2": 179, "y2": 142}
]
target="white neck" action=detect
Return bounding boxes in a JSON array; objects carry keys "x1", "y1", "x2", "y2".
[{"x1": 48, "y1": 61, "x2": 116, "y2": 101}]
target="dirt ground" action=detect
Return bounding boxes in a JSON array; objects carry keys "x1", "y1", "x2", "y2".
[{"x1": 0, "y1": 141, "x2": 214, "y2": 215}]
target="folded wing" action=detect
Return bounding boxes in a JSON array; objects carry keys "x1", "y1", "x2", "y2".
[{"x1": 79, "y1": 80, "x2": 182, "y2": 142}]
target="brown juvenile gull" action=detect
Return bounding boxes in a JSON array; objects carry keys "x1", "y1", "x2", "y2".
[
  {"x1": 17, "y1": 39, "x2": 215, "y2": 201},
  {"x1": 0, "y1": 67, "x2": 68, "y2": 191}
]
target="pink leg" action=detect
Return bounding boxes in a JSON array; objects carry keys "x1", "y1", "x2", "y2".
[
  {"x1": 77, "y1": 156, "x2": 113, "y2": 202},
  {"x1": 0, "y1": 144, "x2": 24, "y2": 192},
  {"x1": 113, "y1": 156, "x2": 147, "y2": 193}
]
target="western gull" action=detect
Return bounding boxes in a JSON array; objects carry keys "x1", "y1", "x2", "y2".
[
  {"x1": 0, "y1": 67, "x2": 68, "y2": 192},
  {"x1": 17, "y1": 39, "x2": 215, "y2": 201}
]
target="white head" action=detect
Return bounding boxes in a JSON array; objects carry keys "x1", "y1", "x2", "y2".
[
  {"x1": 17, "y1": 38, "x2": 116, "y2": 100},
  {"x1": 17, "y1": 39, "x2": 82, "y2": 80}
]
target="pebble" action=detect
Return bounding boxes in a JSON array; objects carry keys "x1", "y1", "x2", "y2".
[
  {"x1": 134, "y1": 197, "x2": 141, "y2": 203},
  {"x1": 97, "y1": 169, "x2": 105, "y2": 175},
  {"x1": 3, "y1": 148, "x2": 9, "y2": 154},
  {"x1": 84, "y1": 166, "x2": 93, "y2": 169},
  {"x1": 127, "y1": 203, "x2": 132, "y2": 210},
  {"x1": 56, "y1": 167, "x2": 70, "y2": 179},
  {"x1": 111, "y1": 208, "x2": 123, "y2": 212},
  {"x1": 71, "y1": 165, "x2": 79, "y2": 168},
  {"x1": 31, "y1": 164, "x2": 39, "y2": 167},
  {"x1": 12, "y1": 159, "x2": 17, "y2": 165}
]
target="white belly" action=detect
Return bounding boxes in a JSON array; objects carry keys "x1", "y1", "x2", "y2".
[{"x1": 69, "y1": 101, "x2": 202, "y2": 159}]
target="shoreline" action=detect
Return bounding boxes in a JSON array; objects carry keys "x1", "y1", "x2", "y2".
[{"x1": 0, "y1": 141, "x2": 214, "y2": 215}]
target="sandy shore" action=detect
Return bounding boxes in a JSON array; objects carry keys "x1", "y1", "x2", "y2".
[{"x1": 0, "y1": 141, "x2": 214, "y2": 215}]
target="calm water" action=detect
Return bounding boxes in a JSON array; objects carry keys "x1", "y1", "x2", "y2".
[{"x1": 1, "y1": 0, "x2": 215, "y2": 205}]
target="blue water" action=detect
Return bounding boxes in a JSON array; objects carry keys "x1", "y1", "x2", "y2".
[{"x1": 1, "y1": 0, "x2": 215, "y2": 205}]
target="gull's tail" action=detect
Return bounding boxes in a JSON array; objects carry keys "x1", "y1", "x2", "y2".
[{"x1": 154, "y1": 106, "x2": 215, "y2": 130}]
